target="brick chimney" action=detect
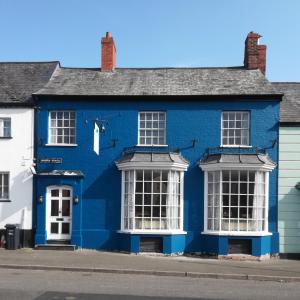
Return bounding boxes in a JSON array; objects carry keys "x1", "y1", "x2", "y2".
[
  {"x1": 244, "y1": 32, "x2": 266, "y2": 75},
  {"x1": 101, "y1": 32, "x2": 116, "y2": 71}
]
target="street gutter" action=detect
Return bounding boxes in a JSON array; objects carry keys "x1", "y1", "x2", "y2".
[{"x1": 0, "y1": 264, "x2": 299, "y2": 283}]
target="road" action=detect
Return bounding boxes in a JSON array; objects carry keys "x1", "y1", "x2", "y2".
[{"x1": 0, "y1": 268, "x2": 300, "y2": 300}]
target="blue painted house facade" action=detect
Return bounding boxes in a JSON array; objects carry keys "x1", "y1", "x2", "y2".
[{"x1": 33, "y1": 32, "x2": 282, "y2": 256}]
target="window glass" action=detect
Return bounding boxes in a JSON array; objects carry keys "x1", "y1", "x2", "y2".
[
  {"x1": 139, "y1": 112, "x2": 166, "y2": 146},
  {"x1": 49, "y1": 111, "x2": 76, "y2": 145},
  {"x1": 0, "y1": 118, "x2": 11, "y2": 137},
  {"x1": 206, "y1": 170, "x2": 266, "y2": 232},
  {"x1": 221, "y1": 112, "x2": 249, "y2": 146},
  {"x1": 0, "y1": 173, "x2": 9, "y2": 200},
  {"x1": 123, "y1": 169, "x2": 182, "y2": 231}
]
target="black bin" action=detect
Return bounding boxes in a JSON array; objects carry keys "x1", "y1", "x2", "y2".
[{"x1": 5, "y1": 224, "x2": 20, "y2": 250}]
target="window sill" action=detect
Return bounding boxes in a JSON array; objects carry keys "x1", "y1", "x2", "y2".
[
  {"x1": 0, "y1": 137, "x2": 12, "y2": 139},
  {"x1": 136, "y1": 144, "x2": 169, "y2": 147},
  {"x1": 201, "y1": 231, "x2": 272, "y2": 237},
  {"x1": 118, "y1": 230, "x2": 187, "y2": 235},
  {"x1": 220, "y1": 145, "x2": 252, "y2": 148},
  {"x1": 45, "y1": 144, "x2": 78, "y2": 147},
  {"x1": 0, "y1": 199, "x2": 11, "y2": 203}
]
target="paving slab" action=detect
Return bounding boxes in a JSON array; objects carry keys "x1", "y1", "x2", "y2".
[{"x1": 0, "y1": 249, "x2": 300, "y2": 281}]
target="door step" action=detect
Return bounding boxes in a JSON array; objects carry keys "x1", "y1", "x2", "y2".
[{"x1": 35, "y1": 244, "x2": 77, "y2": 251}]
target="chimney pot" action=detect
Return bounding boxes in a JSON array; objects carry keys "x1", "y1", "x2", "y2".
[{"x1": 101, "y1": 32, "x2": 116, "y2": 71}]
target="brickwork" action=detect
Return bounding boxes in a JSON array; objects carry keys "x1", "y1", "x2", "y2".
[
  {"x1": 101, "y1": 32, "x2": 116, "y2": 71},
  {"x1": 244, "y1": 32, "x2": 266, "y2": 75}
]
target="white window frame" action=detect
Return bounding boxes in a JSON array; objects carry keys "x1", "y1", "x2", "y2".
[
  {"x1": 47, "y1": 111, "x2": 77, "y2": 146},
  {"x1": 221, "y1": 111, "x2": 250, "y2": 147},
  {"x1": 202, "y1": 168, "x2": 271, "y2": 236},
  {"x1": 137, "y1": 111, "x2": 167, "y2": 147},
  {"x1": 119, "y1": 169, "x2": 185, "y2": 234},
  {"x1": 0, "y1": 118, "x2": 11, "y2": 138},
  {"x1": 0, "y1": 172, "x2": 9, "y2": 201}
]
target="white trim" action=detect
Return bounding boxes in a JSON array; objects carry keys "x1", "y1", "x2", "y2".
[
  {"x1": 265, "y1": 172, "x2": 269, "y2": 232},
  {"x1": 116, "y1": 162, "x2": 188, "y2": 171},
  {"x1": 118, "y1": 230, "x2": 187, "y2": 235},
  {"x1": 201, "y1": 231, "x2": 272, "y2": 236},
  {"x1": 180, "y1": 171, "x2": 184, "y2": 231},
  {"x1": 220, "y1": 145, "x2": 253, "y2": 148},
  {"x1": 120, "y1": 171, "x2": 125, "y2": 231},
  {"x1": 45, "y1": 144, "x2": 78, "y2": 147},
  {"x1": 46, "y1": 185, "x2": 73, "y2": 241},
  {"x1": 136, "y1": 144, "x2": 169, "y2": 147},
  {"x1": 200, "y1": 163, "x2": 275, "y2": 172},
  {"x1": 203, "y1": 171, "x2": 208, "y2": 232}
]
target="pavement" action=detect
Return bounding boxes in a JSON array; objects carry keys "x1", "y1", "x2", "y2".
[{"x1": 0, "y1": 248, "x2": 300, "y2": 283}]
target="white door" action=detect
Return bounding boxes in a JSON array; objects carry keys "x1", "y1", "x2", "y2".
[{"x1": 47, "y1": 186, "x2": 72, "y2": 241}]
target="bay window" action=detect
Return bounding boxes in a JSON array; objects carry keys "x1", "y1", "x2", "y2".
[
  {"x1": 122, "y1": 169, "x2": 183, "y2": 232},
  {"x1": 116, "y1": 151, "x2": 188, "y2": 234},
  {"x1": 206, "y1": 170, "x2": 267, "y2": 233},
  {"x1": 200, "y1": 153, "x2": 276, "y2": 236}
]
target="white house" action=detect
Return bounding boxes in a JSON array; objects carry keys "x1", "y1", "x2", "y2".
[{"x1": 0, "y1": 62, "x2": 58, "y2": 247}]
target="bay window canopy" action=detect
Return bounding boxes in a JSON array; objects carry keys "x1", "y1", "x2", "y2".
[
  {"x1": 116, "y1": 151, "x2": 189, "y2": 234},
  {"x1": 199, "y1": 153, "x2": 276, "y2": 236}
]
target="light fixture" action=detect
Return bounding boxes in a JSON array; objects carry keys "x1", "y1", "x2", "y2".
[
  {"x1": 73, "y1": 196, "x2": 79, "y2": 204},
  {"x1": 100, "y1": 123, "x2": 106, "y2": 133},
  {"x1": 38, "y1": 195, "x2": 43, "y2": 203}
]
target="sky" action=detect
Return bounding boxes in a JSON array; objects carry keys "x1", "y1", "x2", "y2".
[{"x1": 0, "y1": 0, "x2": 299, "y2": 81}]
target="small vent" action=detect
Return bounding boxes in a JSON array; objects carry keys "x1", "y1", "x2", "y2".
[
  {"x1": 140, "y1": 237, "x2": 163, "y2": 253},
  {"x1": 228, "y1": 239, "x2": 251, "y2": 255}
]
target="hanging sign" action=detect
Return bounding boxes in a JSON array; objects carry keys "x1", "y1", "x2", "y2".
[{"x1": 94, "y1": 122, "x2": 100, "y2": 155}]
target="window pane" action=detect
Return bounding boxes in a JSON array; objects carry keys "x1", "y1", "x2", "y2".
[
  {"x1": 208, "y1": 170, "x2": 266, "y2": 233},
  {"x1": 62, "y1": 223, "x2": 70, "y2": 234},
  {"x1": 49, "y1": 111, "x2": 76, "y2": 144},
  {"x1": 51, "y1": 200, "x2": 59, "y2": 216},
  {"x1": 62, "y1": 200, "x2": 70, "y2": 216},
  {"x1": 138, "y1": 112, "x2": 166, "y2": 145},
  {"x1": 221, "y1": 112, "x2": 249, "y2": 146},
  {"x1": 51, "y1": 223, "x2": 59, "y2": 234}
]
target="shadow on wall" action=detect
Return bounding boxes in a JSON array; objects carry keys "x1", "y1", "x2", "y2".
[
  {"x1": 0, "y1": 169, "x2": 33, "y2": 230},
  {"x1": 278, "y1": 186, "x2": 300, "y2": 254}
]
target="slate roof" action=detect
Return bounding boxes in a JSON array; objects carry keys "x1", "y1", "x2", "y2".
[
  {"x1": 272, "y1": 82, "x2": 300, "y2": 123},
  {"x1": 199, "y1": 153, "x2": 276, "y2": 167},
  {"x1": 36, "y1": 67, "x2": 281, "y2": 97},
  {"x1": 116, "y1": 152, "x2": 189, "y2": 166},
  {"x1": 0, "y1": 62, "x2": 59, "y2": 105}
]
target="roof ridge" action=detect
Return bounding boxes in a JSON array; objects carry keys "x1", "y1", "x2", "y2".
[
  {"x1": 0, "y1": 61, "x2": 60, "y2": 64},
  {"x1": 272, "y1": 82, "x2": 300, "y2": 84},
  {"x1": 59, "y1": 66, "x2": 246, "y2": 71}
]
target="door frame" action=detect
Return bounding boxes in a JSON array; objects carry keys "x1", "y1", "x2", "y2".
[{"x1": 46, "y1": 185, "x2": 73, "y2": 241}]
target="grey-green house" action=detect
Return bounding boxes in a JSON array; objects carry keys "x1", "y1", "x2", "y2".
[{"x1": 274, "y1": 83, "x2": 300, "y2": 257}]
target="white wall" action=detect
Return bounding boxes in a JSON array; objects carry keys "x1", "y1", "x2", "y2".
[{"x1": 0, "y1": 108, "x2": 34, "y2": 230}]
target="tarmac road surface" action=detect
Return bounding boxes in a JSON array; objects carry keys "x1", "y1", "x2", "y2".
[{"x1": 0, "y1": 268, "x2": 300, "y2": 300}]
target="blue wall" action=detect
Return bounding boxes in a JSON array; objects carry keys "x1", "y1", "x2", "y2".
[{"x1": 35, "y1": 97, "x2": 280, "y2": 255}]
